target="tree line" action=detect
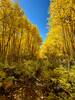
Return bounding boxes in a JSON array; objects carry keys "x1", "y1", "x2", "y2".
[{"x1": 0, "y1": 0, "x2": 42, "y2": 64}]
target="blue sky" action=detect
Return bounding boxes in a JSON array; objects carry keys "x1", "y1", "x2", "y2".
[{"x1": 19, "y1": 0, "x2": 50, "y2": 41}]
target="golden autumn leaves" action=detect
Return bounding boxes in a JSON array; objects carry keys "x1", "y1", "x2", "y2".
[
  {"x1": 42, "y1": 0, "x2": 75, "y2": 68},
  {"x1": 0, "y1": 0, "x2": 42, "y2": 63}
]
